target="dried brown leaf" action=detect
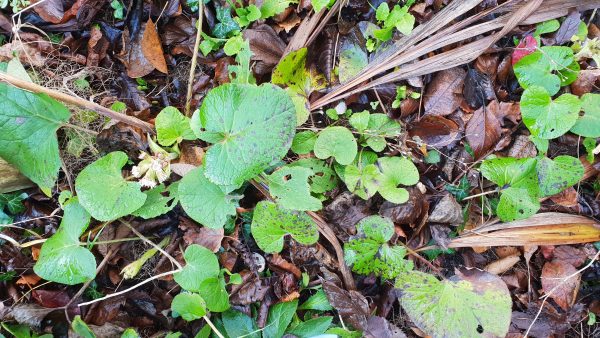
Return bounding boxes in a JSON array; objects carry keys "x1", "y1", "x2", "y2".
[
  {"x1": 141, "y1": 19, "x2": 168, "y2": 74},
  {"x1": 465, "y1": 100, "x2": 502, "y2": 159},
  {"x1": 541, "y1": 260, "x2": 580, "y2": 310},
  {"x1": 409, "y1": 115, "x2": 460, "y2": 147},
  {"x1": 423, "y1": 68, "x2": 466, "y2": 116}
]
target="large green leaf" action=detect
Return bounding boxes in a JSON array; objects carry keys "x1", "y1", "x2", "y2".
[
  {"x1": 0, "y1": 83, "x2": 71, "y2": 191},
  {"x1": 222, "y1": 310, "x2": 260, "y2": 338},
  {"x1": 536, "y1": 155, "x2": 584, "y2": 197},
  {"x1": 344, "y1": 215, "x2": 412, "y2": 279},
  {"x1": 396, "y1": 269, "x2": 512, "y2": 338},
  {"x1": 266, "y1": 166, "x2": 322, "y2": 211},
  {"x1": 571, "y1": 93, "x2": 600, "y2": 137},
  {"x1": 314, "y1": 126, "x2": 357, "y2": 165},
  {"x1": 75, "y1": 152, "x2": 147, "y2": 221},
  {"x1": 173, "y1": 244, "x2": 220, "y2": 292},
  {"x1": 178, "y1": 166, "x2": 238, "y2": 229},
  {"x1": 520, "y1": 86, "x2": 580, "y2": 139},
  {"x1": 155, "y1": 107, "x2": 195, "y2": 146},
  {"x1": 251, "y1": 201, "x2": 318, "y2": 253},
  {"x1": 34, "y1": 197, "x2": 96, "y2": 285},
  {"x1": 171, "y1": 292, "x2": 206, "y2": 321},
  {"x1": 513, "y1": 47, "x2": 578, "y2": 95},
  {"x1": 264, "y1": 300, "x2": 298, "y2": 338},
  {"x1": 191, "y1": 83, "x2": 296, "y2": 186},
  {"x1": 198, "y1": 277, "x2": 230, "y2": 312}
]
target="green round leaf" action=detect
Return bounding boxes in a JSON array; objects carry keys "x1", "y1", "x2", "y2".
[
  {"x1": 198, "y1": 277, "x2": 230, "y2": 312},
  {"x1": 0, "y1": 83, "x2": 71, "y2": 191},
  {"x1": 314, "y1": 126, "x2": 357, "y2": 165},
  {"x1": 155, "y1": 106, "x2": 195, "y2": 146},
  {"x1": 288, "y1": 158, "x2": 338, "y2": 194},
  {"x1": 537, "y1": 155, "x2": 584, "y2": 197},
  {"x1": 377, "y1": 157, "x2": 419, "y2": 204},
  {"x1": 178, "y1": 166, "x2": 238, "y2": 229},
  {"x1": 171, "y1": 292, "x2": 207, "y2": 321},
  {"x1": 571, "y1": 93, "x2": 600, "y2": 137},
  {"x1": 396, "y1": 269, "x2": 512, "y2": 338},
  {"x1": 520, "y1": 86, "x2": 580, "y2": 139},
  {"x1": 173, "y1": 244, "x2": 220, "y2": 292},
  {"x1": 75, "y1": 151, "x2": 147, "y2": 221},
  {"x1": 291, "y1": 130, "x2": 317, "y2": 154},
  {"x1": 34, "y1": 198, "x2": 95, "y2": 285},
  {"x1": 266, "y1": 166, "x2": 322, "y2": 211},
  {"x1": 251, "y1": 201, "x2": 318, "y2": 253},
  {"x1": 192, "y1": 83, "x2": 296, "y2": 186}
]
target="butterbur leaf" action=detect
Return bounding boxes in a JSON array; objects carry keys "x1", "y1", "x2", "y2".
[
  {"x1": 171, "y1": 292, "x2": 206, "y2": 321},
  {"x1": 496, "y1": 187, "x2": 540, "y2": 222},
  {"x1": 192, "y1": 83, "x2": 295, "y2": 186},
  {"x1": 34, "y1": 198, "x2": 95, "y2": 284},
  {"x1": 178, "y1": 167, "x2": 238, "y2": 229},
  {"x1": 344, "y1": 215, "x2": 413, "y2": 279},
  {"x1": 174, "y1": 244, "x2": 220, "y2": 292},
  {"x1": 395, "y1": 268, "x2": 511, "y2": 338},
  {"x1": 343, "y1": 163, "x2": 380, "y2": 199},
  {"x1": 536, "y1": 156, "x2": 583, "y2": 197},
  {"x1": 155, "y1": 107, "x2": 195, "y2": 146},
  {"x1": 267, "y1": 166, "x2": 322, "y2": 211},
  {"x1": 571, "y1": 93, "x2": 600, "y2": 137},
  {"x1": 314, "y1": 126, "x2": 357, "y2": 165},
  {"x1": 377, "y1": 157, "x2": 419, "y2": 204},
  {"x1": 132, "y1": 183, "x2": 178, "y2": 219},
  {"x1": 75, "y1": 152, "x2": 147, "y2": 221},
  {"x1": 291, "y1": 131, "x2": 317, "y2": 154},
  {"x1": 288, "y1": 158, "x2": 338, "y2": 194},
  {"x1": 199, "y1": 277, "x2": 230, "y2": 312},
  {"x1": 520, "y1": 86, "x2": 580, "y2": 139},
  {"x1": 0, "y1": 83, "x2": 71, "y2": 191},
  {"x1": 363, "y1": 114, "x2": 401, "y2": 152},
  {"x1": 514, "y1": 47, "x2": 578, "y2": 95},
  {"x1": 264, "y1": 300, "x2": 298, "y2": 338},
  {"x1": 349, "y1": 111, "x2": 370, "y2": 132},
  {"x1": 251, "y1": 201, "x2": 318, "y2": 253}
]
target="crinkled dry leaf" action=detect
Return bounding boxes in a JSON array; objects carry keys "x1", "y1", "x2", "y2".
[{"x1": 541, "y1": 260, "x2": 580, "y2": 310}]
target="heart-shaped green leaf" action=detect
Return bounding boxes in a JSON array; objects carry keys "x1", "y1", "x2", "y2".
[
  {"x1": 377, "y1": 157, "x2": 419, "y2": 204},
  {"x1": 520, "y1": 86, "x2": 580, "y2": 139},
  {"x1": 34, "y1": 197, "x2": 95, "y2": 285},
  {"x1": 314, "y1": 126, "x2": 357, "y2": 165},
  {"x1": 343, "y1": 163, "x2": 381, "y2": 200},
  {"x1": 266, "y1": 166, "x2": 322, "y2": 211},
  {"x1": 75, "y1": 152, "x2": 147, "y2": 221},
  {"x1": 537, "y1": 155, "x2": 584, "y2": 197},
  {"x1": 251, "y1": 201, "x2": 318, "y2": 253},
  {"x1": 173, "y1": 244, "x2": 220, "y2": 292},
  {"x1": 396, "y1": 269, "x2": 511, "y2": 338},
  {"x1": 178, "y1": 166, "x2": 239, "y2": 229},
  {"x1": 132, "y1": 183, "x2": 178, "y2": 219},
  {"x1": 514, "y1": 47, "x2": 578, "y2": 95},
  {"x1": 571, "y1": 93, "x2": 600, "y2": 137},
  {"x1": 344, "y1": 215, "x2": 412, "y2": 280},
  {"x1": 171, "y1": 292, "x2": 207, "y2": 321},
  {"x1": 155, "y1": 106, "x2": 195, "y2": 146},
  {"x1": 496, "y1": 187, "x2": 540, "y2": 222},
  {"x1": 191, "y1": 83, "x2": 296, "y2": 186},
  {"x1": 198, "y1": 276, "x2": 230, "y2": 312},
  {"x1": 0, "y1": 83, "x2": 71, "y2": 191},
  {"x1": 291, "y1": 130, "x2": 317, "y2": 155}
]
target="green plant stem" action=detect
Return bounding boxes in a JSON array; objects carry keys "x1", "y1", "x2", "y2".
[{"x1": 185, "y1": 3, "x2": 204, "y2": 116}]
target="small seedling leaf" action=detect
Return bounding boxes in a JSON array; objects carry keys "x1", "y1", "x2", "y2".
[
  {"x1": 314, "y1": 126, "x2": 357, "y2": 165},
  {"x1": 173, "y1": 244, "x2": 220, "y2": 292},
  {"x1": 155, "y1": 106, "x2": 195, "y2": 146},
  {"x1": 171, "y1": 292, "x2": 207, "y2": 321}
]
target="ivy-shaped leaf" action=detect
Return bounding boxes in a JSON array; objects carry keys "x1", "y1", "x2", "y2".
[
  {"x1": 178, "y1": 167, "x2": 239, "y2": 229},
  {"x1": 514, "y1": 46, "x2": 579, "y2": 95},
  {"x1": 0, "y1": 83, "x2": 71, "y2": 192},
  {"x1": 536, "y1": 155, "x2": 584, "y2": 197},
  {"x1": 344, "y1": 215, "x2": 413, "y2": 279},
  {"x1": 171, "y1": 292, "x2": 207, "y2": 321},
  {"x1": 266, "y1": 166, "x2": 322, "y2": 211},
  {"x1": 395, "y1": 269, "x2": 511, "y2": 338},
  {"x1": 191, "y1": 83, "x2": 296, "y2": 186},
  {"x1": 75, "y1": 152, "x2": 147, "y2": 221},
  {"x1": 288, "y1": 158, "x2": 339, "y2": 194},
  {"x1": 34, "y1": 197, "x2": 95, "y2": 285},
  {"x1": 155, "y1": 107, "x2": 195, "y2": 146},
  {"x1": 212, "y1": 5, "x2": 240, "y2": 38},
  {"x1": 377, "y1": 157, "x2": 419, "y2": 204},
  {"x1": 520, "y1": 85, "x2": 580, "y2": 139},
  {"x1": 314, "y1": 126, "x2": 357, "y2": 165},
  {"x1": 571, "y1": 93, "x2": 600, "y2": 137},
  {"x1": 251, "y1": 201, "x2": 319, "y2": 253},
  {"x1": 0, "y1": 192, "x2": 27, "y2": 214},
  {"x1": 173, "y1": 244, "x2": 220, "y2": 292},
  {"x1": 480, "y1": 157, "x2": 540, "y2": 221},
  {"x1": 132, "y1": 183, "x2": 178, "y2": 219}
]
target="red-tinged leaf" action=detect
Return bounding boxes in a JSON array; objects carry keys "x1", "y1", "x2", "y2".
[
  {"x1": 541, "y1": 260, "x2": 580, "y2": 310},
  {"x1": 512, "y1": 35, "x2": 538, "y2": 65},
  {"x1": 32, "y1": 289, "x2": 71, "y2": 308}
]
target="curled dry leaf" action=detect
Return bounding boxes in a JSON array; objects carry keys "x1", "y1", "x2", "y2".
[
  {"x1": 409, "y1": 115, "x2": 460, "y2": 147},
  {"x1": 423, "y1": 68, "x2": 466, "y2": 116},
  {"x1": 541, "y1": 260, "x2": 581, "y2": 310},
  {"x1": 485, "y1": 254, "x2": 520, "y2": 275},
  {"x1": 428, "y1": 194, "x2": 463, "y2": 225},
  {"x1": 322, "y1": 279, "x2": 370, "y2": 331}
]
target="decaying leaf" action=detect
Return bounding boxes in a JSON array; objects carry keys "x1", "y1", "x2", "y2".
[
  {"x1": 423, "y1": 68, "x2": 466, "y2": 116},
  {"x1": 541, "y1": 260, "x2": 580, "y2": 310}
]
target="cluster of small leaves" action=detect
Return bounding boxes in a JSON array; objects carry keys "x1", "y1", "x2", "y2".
[
  {"x1": 480, "y1": 155, "x2": 584, "y2": 221},
  {"x1": 0, "y1": 192, "x2": 27, "y2": 224},
  {"x1": 367, "y1": 1, "x2": 415, "y2": 51},
  {"x1": 344, "y1": 216, "x2": 413, "y2": 279}
]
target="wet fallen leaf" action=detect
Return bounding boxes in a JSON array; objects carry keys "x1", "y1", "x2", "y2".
[
  {"x1": 549, "y1": 187, "x2": 578, "y2": 207},
  {"x1": 181, "y1": 223, "x2": 224, "y2": 253},
  {"x1": 485, "y1": 254, "x2": 520, "y2": 275},
  {"x1": 552, "y1": 245, "x2": 587, "y2": 268},
  {"x1": 244, "y1": 24, "x2": 286, "y2": 75},
  {"x1": 463, "y1": 69, "x2": 495, "y2": 109},
  {"x1": 423, "y1": 68, "x2": 466, "y2": 116},
  {"x1": 570, "y1": 69, "x2": 600, "y2": 96},
  {"x1": 379, "y1": 187, "x2": 425, "y2": 225},
  {"x1": 141, "y1": 19, "x2": 168, "y2": 74},
  {"x1": 322, "y1": 279, "x2": 369, "y2": 331},
  {"x1": 31, "y1": 289, "x2": 71, "y2": 308},
  {"x1": 554, "y1": 11, "x2": 581, "y2": 45},
  {"x1": 465, "y1": 100, "x2": 502, "y2": 158},
  {"x1": 428, "y1": 194, "x2": 463, "y2": 225},
  {"x1": 409, "y1": 115, "x2": 460, "y2": 147},
  {"x1": 541, "y1": 260, "x2": 580, "y2": 310}
]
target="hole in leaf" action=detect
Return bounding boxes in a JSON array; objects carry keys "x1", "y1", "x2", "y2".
[
  {"x1": 518, "y1": 209, "x2": 524, "y2": 214},
  {"x1": 283, "y1": 174, "x2": 292, "y2": 181},
  {"x1": 477, "y1": 325, "x2": 484, "y2": 333}
]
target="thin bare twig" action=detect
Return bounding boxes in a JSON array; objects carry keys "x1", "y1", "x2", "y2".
[{"x1": 185, "y1": 4, "x2": 204, "y2": 117}]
